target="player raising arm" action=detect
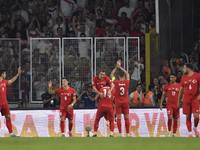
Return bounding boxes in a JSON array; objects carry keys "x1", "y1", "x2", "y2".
[
  {"x1": 178, "y1": 63, "x2": 200, "y2": 137},
  {"x1": 48, "y1": 77, "x2": 76, "y2": 137},
  {"x1": 160, "y1": 73, "x2": 180, "y2": 137},
  {"x1": 0, "y1": 68, "x2": 21, "y2": 137},
  {"x1": 110, "y1": 60, "x2": 130, "y2": 137},
  {"x1": 93, "y1": 86, "x2": 116, "y2": 137}
]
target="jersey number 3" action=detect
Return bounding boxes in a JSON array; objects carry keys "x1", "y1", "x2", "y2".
[{"x1": 120, "y1": 87, "x2": 125, "y2": 95}]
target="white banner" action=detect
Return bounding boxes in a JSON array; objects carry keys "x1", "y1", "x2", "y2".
[{"x1": 0, "y1": 109, "x2": 193, "y2": 137}]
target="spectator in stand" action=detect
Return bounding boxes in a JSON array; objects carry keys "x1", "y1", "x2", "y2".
[
  {"x1": 47, "y1": 14, "x2": 53, "y2": 29},
  {"x1": 105, "y1": 10, "x2": 117, "y2": 26},
  {"x1": 105, "y1": 0, "x2": 117, "y2": 19},
  {"x1": 84, "y1": 11, "x2": 96, "y2": 37},
  {"x1": 157, "y1": 84, "x2": 166, "y2": 107},
  {"x1": 95, "y1": 0, "x2": 105, "y2": 17},
  {"x1": 77, "y1": 83, "x2": 96, "y2": 108},
  {"x1": 72, "y1": 17, "x2": 92, "y2": 37},
  {"x1": 47, "y1": 59, "x2": 59, "y2": 80},
  {"x1": 37, "y1": 25, "x2": 50, "y2": 38},
  {"x1": 162, "y1": 60, "x2": 171, "y2": 80},
  {"x1": 21, "y1": 74, "x2": 30, "y2": 102},
  {"x1": 193, "y1": 39, "x2": 200, "y2": 53},
  {"x1": 37, "y1": 38, "x2": 52, "y2": 64},
  {"x1": 114, "y1": 24, "x2": 128, "y2": 37},
  {"x1": 95, "y1": 19, "x2": 106, "y2": 37},
  {"x1": 131, "y1": 22, "x2": 145, "y2": 37},
  {"x1": 52, "y1": 9, "x2": 66, "y2": 37},
  {"x1": 176, "y1": 70, "x2": 182, "y2": 83},
  {"x1": 140, "y1": 35, "x2": 145, "y2": 56},
  {"x1": 17, "y1": 100, "x2": 24, "y2": 108},
  {"x1": 27, "y1": 16, "x2": 41, "y2": 40},
  {"x1": 118, "y1": 0, "x2": 135, "y2": 19},
  {"x1": 11, "y1": 12, "x2": 27, "y2": 40},
  {"x1": 147, "y1": 1, "x2": 155, "y2": 22},
  {"x1": 17, "y1": 0, "x2": 33, "y2": 24},
  {"x1": 78, "y1": 33, "x2": 91, "y2": 60},
  {"x1": 116, "y1": 12, "x2": 131, "y2": 32},
  {"x1": 41, "y1": 90, "x2": 57, "y2": 108},
  {"x1": 70, "y1": 71, "x2": 85, "y2": 96},
  {"x1": 33, "y1": 73, "x2": 47, "y2": 101},
  {"x1": 128, "y1": 83, "x2": 144, "y2": 107},
  {"x1": 144, "y1": 84, "x2": 156, "y2": 107},
  {"x1": 60, "y1": 0, "x2": 78, "y2": 17},
  {"x1": 136, "y1": 15, "x2": 148, "y2": 34},
  {"x1": 55, "y1": 27, "x2": 65, "y2": 38},
  {"x1": 148, "y1": 19, "x2": 155, "y2": 31},
  {"x1": 132, "y1": 0, "x2": 149, "y2": 20},
  {"x1": 46, "y1": 0, "x2": 59, "y2": 19}
]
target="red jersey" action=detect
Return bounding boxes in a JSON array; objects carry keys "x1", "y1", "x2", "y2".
[
  {"x1": 115, "y1": 19, "x2": 131, "y2": 32},
  {"x1": 0, "y1": 79, "x2": 9, "y2": 105},
  {"x1": 55, "y1": 87, "x2": 76, "y2": 108},
  {"x1": 181, "y1": 72, "x2": 200, "y2": 102},
  {"x1": 95, "y1": 28, "x2": 105, "y2": 37},
  {"x1": 92, "y1": 75, "x2": 112, "y2": 91},
  {"x1": 163, "y1": 82, "x2": 180, "y2": 107},
  {"x1": 98, "y1": 86, "x2": 115, "y2": 108},
  {"x1": 113, "y1": 78, "x2": 130, "y2": 103}
]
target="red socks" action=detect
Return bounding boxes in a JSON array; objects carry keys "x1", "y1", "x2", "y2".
[
  {"x1": 94, "y1": 118, "x2": 100, "y2": 132},
  {"x1": 6, "y1": 120, "x2": 13, "y2": 133},
  {"x1": 168, "y1": 119, "x2": 172, "y2": 132},
  {"x1": 186, "y1": 117, "x2": 192, "y2": 132},
  {"x1": 69, "y1": 123, "x2": 73, "y2": 132},
  {"x1": 125, "y1": 118, "x2": 130, "y2": 134},
  {"x1": 194, "y1": 118, "x2": 199, "y2": 128},
  {"x1": 60, "y1": 121, "x2": 65, "y2": 133},
  {"x1": 117, "y1": 119, "x2": 122, "y2": 133},
  {"x1": 110, "y1": 120, "x2": 114, "y2": 132},
  {"x1": 173, "y1": 120, "x2": 178, "y2": 134}
]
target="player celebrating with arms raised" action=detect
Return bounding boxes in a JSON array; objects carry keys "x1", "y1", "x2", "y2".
[
  {"x1": 0, "y1": 68, "x2": 21, "y2": 137},
  {"x1": 178, "y1": 63, "x2": 200, "y2": 137},
  {"x1": 48, "y1": 77, "x2": 76, "y2": 137},
  {"x1": 110, "y1": 60, "x2": 130, "y2": 137},
  {"x1": 160, "y1": 73, "x2": 180, "y2": 137}
]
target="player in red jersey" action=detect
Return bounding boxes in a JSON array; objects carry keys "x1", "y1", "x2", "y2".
[
  {"x1": 92, "y1": 69, "x2": 114, "y2": 125},
  {"x1": 110, "y1": 60, "x2": 130, "y2": 137},
  {"x1": 178, "y1": 63, "x2": 200, "y2": 137},
  {"x1": 160, "y1": 73, "x2": 180, "y2": 137},
  {"x1": 93, "y1": 86, "x2": 116, "y2": 137},
  {"x1": 0, "y1": 68, "x2": 21, "y2": 137},
  {"x1": 48, "y1": 77, "x2": 76, "y2": 137}
]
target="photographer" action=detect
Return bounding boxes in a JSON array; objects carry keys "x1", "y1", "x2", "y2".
[{"x1": 77, "y1": 84, "x2": 96, "y2": 108}]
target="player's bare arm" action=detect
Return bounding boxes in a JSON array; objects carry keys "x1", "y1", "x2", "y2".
[
  {"x1": 93, "y1": 86, "x2": 103, "y2": 97},
  {"x1": 48, "y1": 81, "x2": 56, "y2": 94},
  {"x1": 110, "y1": 66, "x2": 117, "y2": 79},
  {"x1": 160, "y1": 92, "x2": 166, "y2": 111},
  {"x1": 8, "y1": 67, "x2": 21, "y2": 84},
  {"x1": 68, "y1": 97, "x2": 76, "y2": 109},
  {"x1": 198, "y1": 87, "x2": 200, "y2": 101},
  {"x1": 94, "y1": 93, "x2": 100, "y2": 101},
  {"x1": 178, "y1": 86, "x2": 183, "y2": 108},
  {"x1": 108, "y1": 82, "x2": 114, "y2": 96},
  {"x1": 128, "y1": 96, "x2": 135, "y2": 107}
]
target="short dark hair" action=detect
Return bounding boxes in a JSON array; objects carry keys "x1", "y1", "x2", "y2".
[
  {"x1": 80, "y1": 32, "x2": 86, "y2": 37},
  {"x1": 0, "y1": 69, "x2": 6, "y2": 76},
  {"x1": 47, "y1": 14, "x2": 52, "y2": 18},
  {"x1": 185, "y1": 63, "x2": 194, "y2": 70},
  {"x1": 57, "y1": 27, "x2": 62, "y2": 31},
  {"x1": 149, "y1": 84, "x2": 155, "y2": 91},
  {"x1": 121, "y1": 12, "x2": 127, "y2": 16},
  {"x1": 118, "y1": 70, "x2": 125, "y2": 77},
  {"x1": 61, "y1": 77, "x2": 68, "y2": 81},
  {"x1": 170, "y1": 73, "x2": 177, "y2": 77},
  {"x1": 136, "y1": 83, "x2": 142, "y2": 88},
  {"x1": 99, "y1": 69, "x2": 106, "y2": 73}
]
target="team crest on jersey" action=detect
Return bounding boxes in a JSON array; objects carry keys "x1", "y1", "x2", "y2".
[
  {"x1": 192, "y1": 79, "x2": 197, "y2": 83},
  {"x1": 61, "y1": 93, "x2": 71, "y2": 96},
  {"x1": 175, "y1": 88, "x2": 179, "y2": 91},
  {"x1": 0, "y1": 83, "x2": 6, "y2": 87}
]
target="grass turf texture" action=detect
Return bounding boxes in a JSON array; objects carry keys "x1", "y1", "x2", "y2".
[{"x1": 0, "y1": 137, "x2": 198, "y2": 150}]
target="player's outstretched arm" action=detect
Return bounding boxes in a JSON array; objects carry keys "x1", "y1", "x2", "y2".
[
  {"x1": 48, "y1": 81, "x2": 55, "y2": 94},
  {"x1": 177, "y1": 86, "x2": 183, "y2": 108},
  {"x1": 8, "y1": 67, "x2": 21, "y2": 84},
  {"x1": 160, "y1": 92, "x2": 166, "y2": 111}
]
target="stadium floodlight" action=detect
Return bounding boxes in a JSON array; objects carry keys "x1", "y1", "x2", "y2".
[{"x1": 85, "y1": 125, "x2": 92, "y2": 137}]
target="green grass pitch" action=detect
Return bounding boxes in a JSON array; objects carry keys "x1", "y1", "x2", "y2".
[{"x1": 0, "y1": 137, "x2": 199, "y2": 150}]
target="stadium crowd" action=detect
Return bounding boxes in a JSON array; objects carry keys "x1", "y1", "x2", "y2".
[{"x1": 0, "y1": 0, "x2": 197, "y2": 109}]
